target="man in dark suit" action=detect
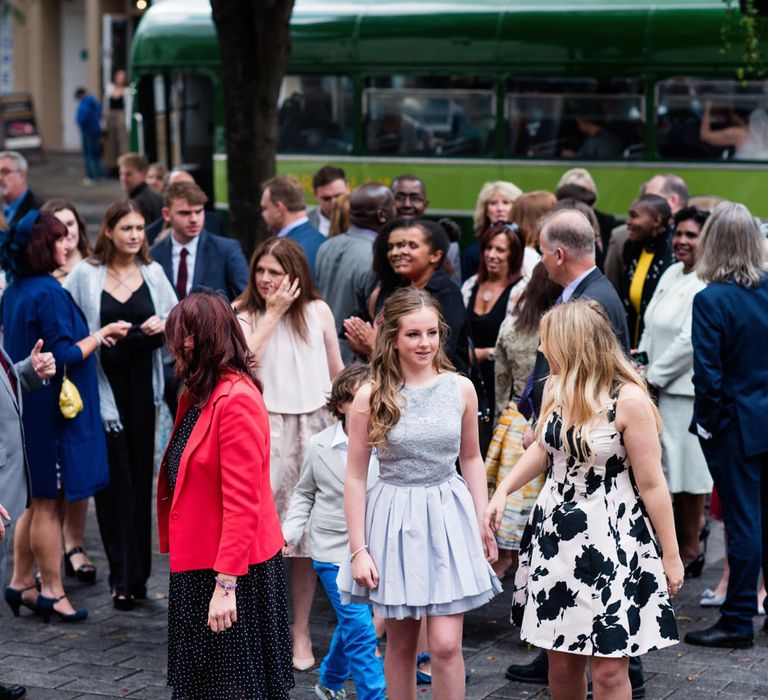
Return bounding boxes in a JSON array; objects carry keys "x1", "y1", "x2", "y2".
[
  {"x1": 260, "y1": 175, "x2": 325, "y2": 275},
  {"x1": 144, "y1": 169, "x2": 226, "y2": 244},
  {"x1": 0, "y1": 340, "x2": 55, "y2": 700},
  {"x1": 506, "y1": 209, "x2": 644, "y2": 698},
  {"x1": 150, "y1": 180, "x2": 248, "y2": 415},
  {"x1": 118, "y1": 152, "x2": 164, "y2": 225},
  {"x1": 0, "y1": 151, "x2": 43, "y2": 227}
]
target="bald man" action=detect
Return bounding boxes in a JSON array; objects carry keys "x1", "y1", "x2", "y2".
[{"x1": 316, "y1": 183, "x2": 396, "y2": 363}]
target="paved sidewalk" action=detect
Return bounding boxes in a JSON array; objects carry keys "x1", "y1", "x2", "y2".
[{"x1": 2, "y1": 515, "x2": 767, "y2": 699}]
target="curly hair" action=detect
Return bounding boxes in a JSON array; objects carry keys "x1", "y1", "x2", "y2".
[{"x1": 367, "y1": 287, "x2": 454, "y2": 448}]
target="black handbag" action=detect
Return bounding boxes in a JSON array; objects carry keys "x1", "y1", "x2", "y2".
[{"x1": 468, "y1": 338, "x2": 493, "y2": 456}]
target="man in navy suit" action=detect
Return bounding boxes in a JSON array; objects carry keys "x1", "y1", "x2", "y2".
[
  {"x1": 150, "y1": 180, "x2": 248, "y2": 415},
  {"x1": 260, "y1": 175, "x2": 325, "y2": 275},
  {"x1": 0, "y1": 151, "x2": 43, "y2": 228}
]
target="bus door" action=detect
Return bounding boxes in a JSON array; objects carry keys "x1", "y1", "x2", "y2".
[{"x1": 134, "y1": 73, "x2": 214, "y2": 199}]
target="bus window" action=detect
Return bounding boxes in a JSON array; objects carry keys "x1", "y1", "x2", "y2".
[
  {"x1": 364, "y1": 76, "x2": 495, "y2": 157},
  {"x1": 657, "y1": 78, "x2": 768, "y2": 160},
  {"x1": 277, "y1": 75, "x2": 353, "y2": 154},
  {"x1": 506, "y1": 78, "x2": 644, "y2": 160}
]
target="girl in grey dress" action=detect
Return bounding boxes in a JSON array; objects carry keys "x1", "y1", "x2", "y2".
[{"x1": 337, "y1": 287, "x2": 501, "y2": 700}]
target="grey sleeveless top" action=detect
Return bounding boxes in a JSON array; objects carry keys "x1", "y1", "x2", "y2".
[{"x1": 378, "y1": 373, "x2": 462, "y2": 486}]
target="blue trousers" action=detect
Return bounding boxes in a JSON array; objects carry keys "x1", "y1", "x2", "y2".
[
  {"x1": 313, "y1": 560, "x2": 385, "y2": 700},
  {"x1": 701, "y1": 427, "x2": 768, "y2": 635},
  {"x1": 81, "y1": 130, "x2": 105, "y2": 180}
]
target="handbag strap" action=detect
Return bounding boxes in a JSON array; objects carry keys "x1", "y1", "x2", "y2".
[{"x1": 467, "y1": 338, "x2": 490, "y2": 409}]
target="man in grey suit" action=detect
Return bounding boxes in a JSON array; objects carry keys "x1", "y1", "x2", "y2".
[
  {"x1": 0, "y1": 339, "x2": 55, "y2": 700},
  {"x1": 316, "y1": 183, "x2": 396, "y2": 364}
]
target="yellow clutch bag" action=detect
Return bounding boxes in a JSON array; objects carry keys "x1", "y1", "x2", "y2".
[{"x1": 59, "y1": 367, "x2": 84, "y2": 419}]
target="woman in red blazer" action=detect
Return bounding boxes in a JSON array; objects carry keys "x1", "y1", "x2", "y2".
[{"x1": 158, "y1": 289, "x2": 294, "y2": 700}]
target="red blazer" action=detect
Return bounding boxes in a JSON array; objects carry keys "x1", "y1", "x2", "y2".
[{"x1": 157, "y1": 372, "x2": 283, "y2": 575}]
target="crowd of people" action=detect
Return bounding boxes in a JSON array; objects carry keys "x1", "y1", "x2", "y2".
[{"x1": 0, "y1": 146, "x2": 766, "y2": 700}]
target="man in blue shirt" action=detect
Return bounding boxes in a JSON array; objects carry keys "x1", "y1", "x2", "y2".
[
  {"x1": 75, "y1": 87, "x2": 105, "y2": 184},
  {"x1": 0, "y1": 151, "x2": 42, "y2": 227},
  {"x1": 260, "y1": 175, "x2": 325, "y2": 276}
]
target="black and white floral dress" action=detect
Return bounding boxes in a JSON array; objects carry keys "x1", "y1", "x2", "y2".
[{"x1": 511, "y1": 392, "x2": 678, "y2": 657}]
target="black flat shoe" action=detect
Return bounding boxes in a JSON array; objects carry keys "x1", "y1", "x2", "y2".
[
  {"x1": 505, "y1": 649, "x2": 548, "y2": 684},
  {"x1": 684, "y1": 553, "x2": 705, "y2": 579},
  {"x1": 0, "y1": 683, "x2": 26, "y2": 700},
  {"x1": 684, "y1": 623, "x2": 753, "y2": 649},
  {"x1": 64, "y1": 546, "x2": 97, "y2": 584},
  {"x1": 4, "y1": 585, "x2": 38, "y2": 617}
]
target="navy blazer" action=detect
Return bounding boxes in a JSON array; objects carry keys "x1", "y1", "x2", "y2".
[
  {"x1": 150, "y1": 230, "x2": 249, "y2": 302},
  {"x1": 691, "y1": 275, "x2": 768, "y2": 456},
  {"x1": 531, "y1": 268, "x2": 630, "y2": 417},
  {"x1": 282, "y1": 220, "x2": 325, "y2": 276}
]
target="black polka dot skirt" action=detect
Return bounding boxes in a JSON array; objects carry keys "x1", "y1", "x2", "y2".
[{"x1": 167, "y1": 553, "x2": 294, "y2": 699}]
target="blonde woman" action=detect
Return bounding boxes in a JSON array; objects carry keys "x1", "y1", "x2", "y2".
[
  {"x1": 338, "y1": 287, "x2": 500, "y2": 700},
  {"x1": 487, "y1": 300, "x2": 682, "y2": 700},
  {"x1": 462, "y1": 180, "x2": 523, "y2": 281}
]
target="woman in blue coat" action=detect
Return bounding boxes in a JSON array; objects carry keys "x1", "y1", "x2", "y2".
[
  {"x1": 1, "y1": 210, "x2": 129, "y2": 622},
  {"x1": 685, "y1": 201, "x2": 768, "y2": 649}
]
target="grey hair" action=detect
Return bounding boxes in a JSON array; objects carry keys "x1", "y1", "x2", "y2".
[
  {"x1": 0, "y1": 150, "x2": 28, "y2": 173},
  {"x1": 473, "y1": 180, "x2": 522, "y2": 234},
  {"x1": 540, "y1": 208, "x2": 595, "y2": 260},
  {"x1": 696, "y1": 201, "x2": 765, "y2": 288}
]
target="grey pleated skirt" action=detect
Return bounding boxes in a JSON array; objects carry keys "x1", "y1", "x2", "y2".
[{"x1": 337, "y1": 474, "x2": 502, "y2": 619}]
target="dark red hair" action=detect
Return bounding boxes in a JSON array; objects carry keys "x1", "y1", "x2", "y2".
[
  {"x1": 21, "y1": 212, "x2": 66, "y2": 276},
  {"x1": 476, "y1": 222, "x2": 525, "y2": 284},
  {"x1": 165, "y1": 290, "x2": 260, "y2": 406}
]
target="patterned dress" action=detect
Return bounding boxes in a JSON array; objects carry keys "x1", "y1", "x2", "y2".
[{"x1": 512, "y1": 393, "x2": 678, "y2": 657}]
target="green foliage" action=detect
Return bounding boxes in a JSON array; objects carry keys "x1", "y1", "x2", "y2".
[{"x1": 722, "y1": 0, "x2": 768, "y2": 79}]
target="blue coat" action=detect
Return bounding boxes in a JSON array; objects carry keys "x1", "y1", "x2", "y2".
[
  {"x1": 1, "y1": 275, "x2": 109, "y2": 500},
  {"x1": 150, "y1": 230, "x2": 249, "y2": 302},
  {"x1": 282, "y1": 220, "x2": 325, "y2": 277},
  {"x1": 691, "y1": 275, "x2": 768, "y2": 457}
]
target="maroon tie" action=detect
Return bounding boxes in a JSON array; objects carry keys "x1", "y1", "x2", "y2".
[
  {"x1": 176, "y1": 248, "x2": 189, "y2": 300},
  {"x1": 0, "y1": 352, "x2": 17, "y2": 396}
]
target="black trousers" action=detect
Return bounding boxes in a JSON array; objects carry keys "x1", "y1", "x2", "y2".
[
  {"x1": 700, "y1": 426, "x2": 768, "y2": 635},
  {"x1": 96, "y1": 401, "x2": 156, "y2": 597}
]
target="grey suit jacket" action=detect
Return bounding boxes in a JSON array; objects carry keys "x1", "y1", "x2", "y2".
[
  {"x1": 282, "y1": 422, "x2": 379, "y2": 565},
  {"x1": 0, "y1": 349, "x2": 40, "y2": 521},
  {"x1": 315, "y1": 225, "x2": 378, "y2": 364}
]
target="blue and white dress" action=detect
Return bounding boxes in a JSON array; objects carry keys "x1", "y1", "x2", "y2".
[{"x1": 337, "y1": 372, "x2": 502, "y2": 619}]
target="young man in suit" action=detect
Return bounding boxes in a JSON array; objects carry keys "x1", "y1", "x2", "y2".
[
  {"x1": 260, "y1": 175, "x2": 325, "y2": 275},
  {"x1": 0, "y1": 340, "x2": 56, "y2": 700},
  {"x1": 308, "y1": 165, "x2": 349, "y2": 237},
  {"x1": 508, "y1": 209, "x2": 645, "y2": 699},
  {"x1": 0, "y1": 151, "x2": 43, "y2": 227},
  {"x1": 150, "y1": 181, "x2": 248, "y2": 415},
  {"x1": 118, "y1": 152, "x2": 164, "y2": 225}
]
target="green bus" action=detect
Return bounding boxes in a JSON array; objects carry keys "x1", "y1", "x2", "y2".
[{"x1": 130, "y1": 0, "x2": 768, "y2": 223}]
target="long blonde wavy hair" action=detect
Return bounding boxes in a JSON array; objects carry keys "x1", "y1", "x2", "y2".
[
  {"x1": 534, "y1": 300, "x2": 659, "y2": 462},
  {"x1": 367, "y1": 287, "x2": 454, "y2": 448}
]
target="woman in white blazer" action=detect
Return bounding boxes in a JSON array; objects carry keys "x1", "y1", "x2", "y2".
[{"x1": 638, "y1": 206, "x2": 710, "y2": 579}]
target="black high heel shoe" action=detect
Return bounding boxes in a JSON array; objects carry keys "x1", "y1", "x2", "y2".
[
  {"x1": 684, "y1": 553, "x2": 706, "y2": 579},
  {"x1": 36, "y1": 594, "x2": 87, "y2": 623},
  {"x1": 112, "y1": 595, "x2": 135, "y2": 611},
  {"x1": 64, "y1": 547, "x2": 97, "y2": 584},
  {"x1": 4, "y1": 584, "x2": 39, "y2": 617}
]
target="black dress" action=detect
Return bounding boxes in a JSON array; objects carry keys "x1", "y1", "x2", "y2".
[
  {"x1": 97, "y1": 281, "x2": 163, "y2": 598},
  {"x1": 166, "y1": 406, "x2": 294, "y2": 700},
  {"x1": 468, "y1": 282, "x2": 513, "y2": 456}
]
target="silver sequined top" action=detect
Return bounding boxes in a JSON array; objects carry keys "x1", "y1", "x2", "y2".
[{"x1": 378, "y1": 373, "x2": 462, "y2": 486}]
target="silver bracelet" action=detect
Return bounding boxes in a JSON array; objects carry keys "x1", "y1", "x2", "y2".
[
  {"x1": 349, "y1": 544, "x2": 368, "y2": 562},
  {"x1": 91, "y1": 331, "x2": 103, "y2": 346},
  {"x1": 214, "y1": 576, "x2": 238, "y2": 596}
]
